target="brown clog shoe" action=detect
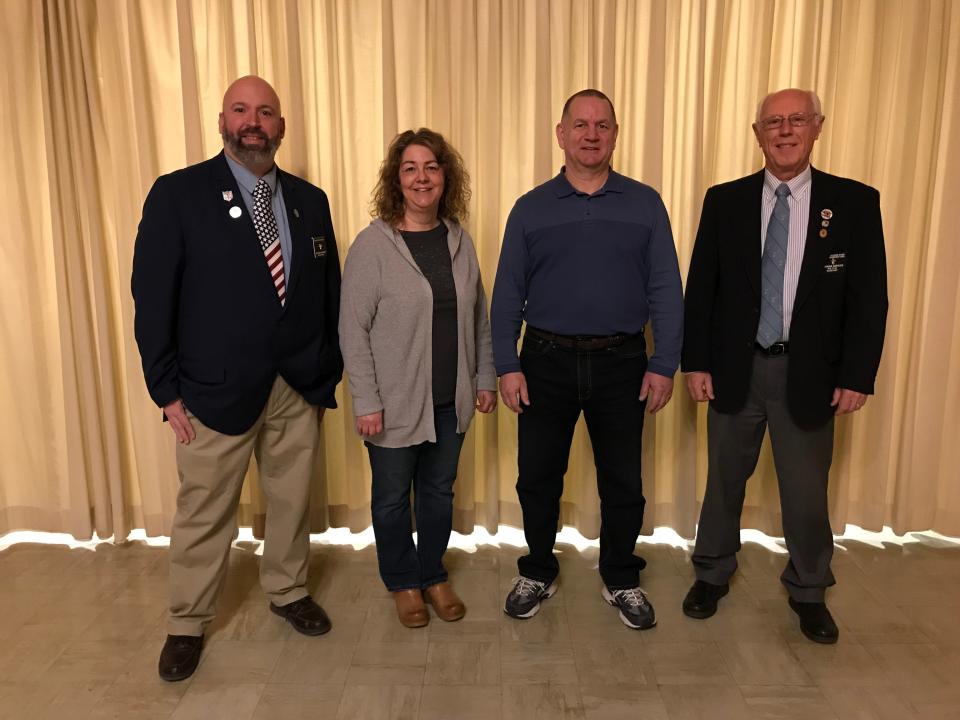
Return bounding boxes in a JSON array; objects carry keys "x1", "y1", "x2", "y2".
[
  {"x1": 424, "y1": 581, "x2": 466, "y2": 622},
  {"x1": 393, "y1": 589, "x2": 429, "y2": 628}
]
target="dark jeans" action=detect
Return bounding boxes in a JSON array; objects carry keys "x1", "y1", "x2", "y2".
[
  {"x1": 516, "y1": 330, "x2": 649, "y2": 589},
  {"x1": 366, "y1": 403, "x2": 465, "y2": 592}
]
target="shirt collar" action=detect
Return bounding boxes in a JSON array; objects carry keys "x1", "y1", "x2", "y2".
[
  {"x1": 224, "y1": 152, "x2": 278, "y2": 195},
  {"x1": 552, "y1": 167, "x2": 626, "y2": 198},
  {"x1": 763, "y1": 165, "x2": 811, "y2": 197}
]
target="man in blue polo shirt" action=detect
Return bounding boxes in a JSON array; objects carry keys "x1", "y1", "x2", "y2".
[{"x1": 491, "y1": 89, "x2": 683, "y2": 630}]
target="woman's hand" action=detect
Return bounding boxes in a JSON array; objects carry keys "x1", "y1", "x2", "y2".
[
  {"x1": 476, "y1": 390, "x2": 497, "y2": 413},
  {"x1": 356, "y1": 412, "x2": 384, "y2": 436}
]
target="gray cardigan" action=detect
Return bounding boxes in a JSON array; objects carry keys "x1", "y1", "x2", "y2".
[{"x1": 339, "y1": 218, "x2": 497, "y2": 447}]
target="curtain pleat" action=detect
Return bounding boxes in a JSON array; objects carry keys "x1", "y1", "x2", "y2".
[{"x1": 1, "y1": 0, "x2": 957, "y2": 540}]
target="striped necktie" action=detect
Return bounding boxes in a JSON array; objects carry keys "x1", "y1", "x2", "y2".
[
  {"x1": 756, "y1": 183, "x2": 791, "y2": 348},
  {"x1": 252, "y1": 178, "x2": 286, "y2": 306}
]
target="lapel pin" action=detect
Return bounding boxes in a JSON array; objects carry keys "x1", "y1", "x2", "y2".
[
  {"x1": 819, "y1": 228, "x2": 828, "y2": 238},
  {"x1": 821, "y1": 208, "x2": 833, "y2": 220},
  {"x1": 229, "y1": 206, "x2": 242, "y2": 219},
  {"x1": 222, "y1": 190, "x2": 233, "y2": 202},
  {"x1": 293, "y1": 208, "x2": 300, "y2": 218},
  {"x1": 821, "y1": 220, "x2": 830, "y2": 227}
]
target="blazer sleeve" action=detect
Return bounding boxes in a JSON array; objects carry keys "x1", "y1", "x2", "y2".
[
  {"x1": 681, "y1": 186, "x2": 721, "y2": 373},
  {"x1": 838, "y1": 187, "x2": 888, "y2": 393},
  {"x1": 131, "y1": 177, "x2": 183, "y2": 409}
]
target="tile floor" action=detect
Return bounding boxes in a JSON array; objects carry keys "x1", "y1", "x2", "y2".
[{"x1": 0, "y1": 531, "x2": 958, "y2": 719}]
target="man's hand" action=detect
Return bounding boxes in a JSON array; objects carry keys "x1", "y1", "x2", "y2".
[
  {"x1": 499, "y1": 372, "x2": 530, "y2": 414},
  {"x1": 639, "y1": 372, "x2": 674, "y2": 414},
  {"x1": 476, "y1": 390, "x2": 497, "y2": 413},
  {"x1": 832, "y1": 388, "x2": 868, "y2": 416},
  {"x1": 356, "y1": 411, "x2": 384, "y2": 436},
  {"x1": 164, "y1": 398, "x2": 196, "y2": 444},
  {"x1": 685, "y1": 371, "x2": 715, "y2": 403}
]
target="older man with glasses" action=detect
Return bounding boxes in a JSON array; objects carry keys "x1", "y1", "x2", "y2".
[{"x1": 681, "y1": 88, "x2": 888, "y2": 643}]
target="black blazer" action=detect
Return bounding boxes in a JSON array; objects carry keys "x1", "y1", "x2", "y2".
[
  {"x1": 682, "y1": 167, "x2": 888, "y2": 430},
  {"x1": 132, "y1": 152, "x2": 343, "y2": 435}
]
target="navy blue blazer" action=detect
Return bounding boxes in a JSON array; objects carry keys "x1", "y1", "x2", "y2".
[
  {"x1": 132, "y1": 152, "x2": 343, "y2": 435},
  {"x1": 681, "y1": 167, "x2": 888, "y2": 430}
]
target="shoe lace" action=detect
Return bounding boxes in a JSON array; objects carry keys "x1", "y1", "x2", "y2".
[
  {"x1": 511, "y1": 576, "x2": 544, "y2": 599},
  {"x1": 614, "y1": 587, "x2": 650, "y2": 610}
]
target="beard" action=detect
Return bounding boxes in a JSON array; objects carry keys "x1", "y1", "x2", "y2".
[{"x1": 222, "y1": 126, "x2": 282, "y2": 167}]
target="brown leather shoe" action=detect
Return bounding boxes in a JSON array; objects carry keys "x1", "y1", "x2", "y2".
[
  {"x1": 424, "y1": 581, "x2": 466, "y2": 622},
  {"x1": 393, "y1": 589, "x2": 429, "y2": 628}
]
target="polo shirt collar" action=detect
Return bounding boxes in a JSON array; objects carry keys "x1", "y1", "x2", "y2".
[{"x1": 553, "y1": 166, "x2": 625, "y2": 197}]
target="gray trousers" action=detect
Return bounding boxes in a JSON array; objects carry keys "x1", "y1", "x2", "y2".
[{"x1": 692, "y1": 352, "x2": 835, "y2": 602}]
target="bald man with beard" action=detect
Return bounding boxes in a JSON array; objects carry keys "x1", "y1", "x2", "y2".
[{"x1": 132, "y1": 76, "x2": 343, "y2": 680}]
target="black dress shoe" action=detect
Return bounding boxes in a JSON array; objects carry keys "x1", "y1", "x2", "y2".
[
  {"x1": 789, "y1": 598, "x2": 839, "y2": 644},
  {"x1": 270, "y1": 595, "x2": 332, "y2": 636},
  {"x1": 682, "y1": 580, "x2": 729, "y2": 619},
  {"x1": 158, "y1": 634, "x2": 203, "y2": 682}
]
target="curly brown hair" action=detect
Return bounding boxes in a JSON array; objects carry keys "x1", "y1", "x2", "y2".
[{"x1": 371, "y1": 128, "x2": 471, "y2": 226}]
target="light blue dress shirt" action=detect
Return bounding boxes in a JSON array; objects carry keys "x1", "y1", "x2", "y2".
[{"x1": 224, "y1": 153, "x2": 293, "y2": 284}]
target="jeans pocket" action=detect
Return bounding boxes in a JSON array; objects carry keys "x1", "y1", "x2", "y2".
[
  {"x1": 521, "y1": 332, "x2": 552, "y2": 357},
  {"x1": 608, "y1": 334, "x2": 647, "y2": 360}
]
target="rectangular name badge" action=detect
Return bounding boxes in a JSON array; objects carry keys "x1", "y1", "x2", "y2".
[
  {"x1": 312, "y1": 236, "x2": 327, "y2": 259},
  {"x1": 824, "y1": 252, "x2": 846, "y2": 273}
]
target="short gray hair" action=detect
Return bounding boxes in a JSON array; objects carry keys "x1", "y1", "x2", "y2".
[{"x1": 755, "y1": 89, "x2": 822, "y2": 123}]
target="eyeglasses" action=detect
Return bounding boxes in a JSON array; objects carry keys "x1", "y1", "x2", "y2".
[{"x1": 757, "y1": 113, "x2": 820, "y2": 131}]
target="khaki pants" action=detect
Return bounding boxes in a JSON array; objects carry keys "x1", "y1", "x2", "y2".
[{"x1": 168, "y1": 376, "x2": 320, "y2": 636}]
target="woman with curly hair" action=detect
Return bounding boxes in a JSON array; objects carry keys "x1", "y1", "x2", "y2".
[{"x1": 339, "y1": 129, "x2": 497, "y2": 628}]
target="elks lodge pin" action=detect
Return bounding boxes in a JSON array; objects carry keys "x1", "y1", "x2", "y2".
[
  {"x1": 222, "y1": 190, "x2": 234, "y2": 202},
  {"x1": 312, "y1": 236, "x2": 327, "y2": 258},
  {"x1": 821, "y1": 208, "x2": 833, "y2": 220}
]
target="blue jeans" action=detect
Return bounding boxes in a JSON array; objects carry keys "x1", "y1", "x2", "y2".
[{"x1": 366, "y1": 403, "x2": 465, "y2": 591}]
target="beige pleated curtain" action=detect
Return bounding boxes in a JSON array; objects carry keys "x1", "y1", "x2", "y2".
[{"x1": 1, "y1": 0, "x2": 958, "y2": 541}]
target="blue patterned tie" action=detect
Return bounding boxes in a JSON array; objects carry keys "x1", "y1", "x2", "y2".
[{"x1": 756, "y1": 183, "x2": 791, "y2": 348}]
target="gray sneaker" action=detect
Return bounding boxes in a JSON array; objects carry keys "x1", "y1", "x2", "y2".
[
  {"x1": 504, "y1": 576, "x2": 558, "y2": 618},
  {"x1": 602, "y1": 586, "x2": 656, "y2": 629}
]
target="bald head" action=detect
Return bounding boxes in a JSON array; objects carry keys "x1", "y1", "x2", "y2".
[
  {"x1": 755, "y1": 88, "x2": 821, "y2": 123},
  {"x1": 222, "y1": 76, "x2": 282, "y2": 115},
  {"x1": 219, "y1": 75, "x2": 285, "y2": 175}
]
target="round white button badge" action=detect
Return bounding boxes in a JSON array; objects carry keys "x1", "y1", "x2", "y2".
[{"x1": 229, "y1": 206, "x2": 242, "y2": 219}]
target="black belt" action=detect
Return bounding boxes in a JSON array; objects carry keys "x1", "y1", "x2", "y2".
[
  {"x1": 755, "y1": 341, "x2": 789, "y2": 356},
  {"x1": 527, "y1": 326, "x2": 634, "y2": 351}
]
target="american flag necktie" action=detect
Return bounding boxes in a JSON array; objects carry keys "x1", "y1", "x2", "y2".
[{"x1": 252, "y1": 178, "x2": 286, "y2": 306}]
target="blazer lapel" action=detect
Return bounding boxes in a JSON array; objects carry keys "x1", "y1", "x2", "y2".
[
  {"x1": 740, "y1": 171, "x2": 765, "y2": 298},
  {"x1": 278, "y1": 171, "x2": 306, "y2": 305},
  {"x1": 209, "y1": 152, "x2": 282, "y2": 305},
  {"x1": 792, "y1": 167, "x2": 835, "y2": 316}
]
